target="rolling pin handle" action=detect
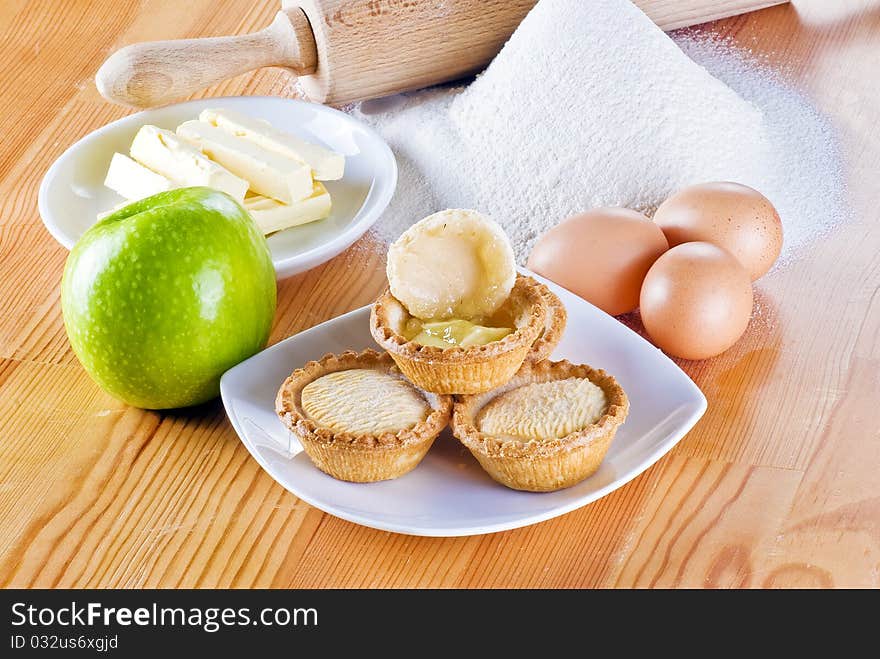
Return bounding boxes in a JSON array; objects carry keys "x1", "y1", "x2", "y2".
[{"x1": 95, "y1": 9, "x2": 318, "y2": 109}]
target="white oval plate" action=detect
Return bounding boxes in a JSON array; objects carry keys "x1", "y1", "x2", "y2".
[
  {"x1": 220, "y1": 271, "x2": 707, "y2": 537},
  {"x1": 38, "y1": 96, "x2": 397, "y2": 279}
]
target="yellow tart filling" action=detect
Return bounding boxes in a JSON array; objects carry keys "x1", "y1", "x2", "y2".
[
  {"x1": 476, "y1": 377, "x2": 607, "y2": 441},
  {"x1": 301, "y1": 369, "x2": 430, "y2": 435},
  {"x1": 403, "y1": 318, "x2": 513, "y2": 348}
]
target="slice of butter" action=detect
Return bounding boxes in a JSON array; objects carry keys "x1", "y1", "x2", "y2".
[
  {"x1": 387, "y1": 209, "x2": 517, "y2": 320},
  {"x1": 200, "y1": 108, "x2": 344, "y2": 181},
  {"x1": 243, "y1": 182, "x2": 332, "y2": 235},
  {"x1": 104, "y1": 152, "x2": 172, "y2": 201},
  {"x1": 177, "y1": 120, "x2": 313, "y2": 204},
  {"x1": 129, "y1": 125, "x2": 248, "y2": 201}
]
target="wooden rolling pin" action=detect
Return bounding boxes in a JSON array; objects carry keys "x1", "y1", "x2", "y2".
[{"x1": 96, "y1": 0, "x2": 788, "y2": 108}]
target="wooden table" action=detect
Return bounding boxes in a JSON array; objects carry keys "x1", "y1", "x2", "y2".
[{"x1": 1, "y1": 0, "x2": 878, "y2": 589}]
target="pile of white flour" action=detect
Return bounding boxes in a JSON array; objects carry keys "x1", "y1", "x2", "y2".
[{"x1": 354, "y1": 0, "x2": 845, "y2": 265}]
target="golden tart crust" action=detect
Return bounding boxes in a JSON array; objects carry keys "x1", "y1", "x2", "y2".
[
  {"x1": 275, "y1": 349, "x2": 452, "y2": 483},
  {"x1": 525, "y1": 280, "x2": 567, "y2": 363},
  {"x1": 452, "y1": 359, "x2": 629, "y2": 492},
  {"x1": 370, "y1": 274, "x2": 548, "y2": 395}
]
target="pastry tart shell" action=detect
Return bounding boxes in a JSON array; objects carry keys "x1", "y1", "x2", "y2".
[
  {"x1": 370, "y1": 275, "x2": 548, "y2": 395},
  {"x1": 452, "y1": 359, "x2": 629, "y2": 492},
  {"x1": 525, "y1": 280, "x2": 567, "y2": 363},
  {"x1": 275, "y1": 349, "x2": 452, "y2": 483}
]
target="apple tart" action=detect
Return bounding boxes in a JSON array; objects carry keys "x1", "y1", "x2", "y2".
[
  {"x1": 274, "y1": 207, "x2": 629, "y2": 491},
  {"x1": 452, "y1": 359, "x2": 629, "y2": 492},
  {"x1": 371, "y1": 209, "x2": 551, "y2": 394},
  {"x1": 275, "y1": 349, "x2": 452, "y2": 482},
  {"x1": 371, "y1": 274, "x2": 548, "y2": 394}
]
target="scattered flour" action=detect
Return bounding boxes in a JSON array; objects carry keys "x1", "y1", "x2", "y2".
[
  {"x1": 354, "y1": 0, "x2": 846, "y2": 267},
  {"x1": 675, "y1": 31, "x2": 846, "y2": 267}
]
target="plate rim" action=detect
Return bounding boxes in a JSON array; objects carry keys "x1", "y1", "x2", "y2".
[
  {"x1": 37, "y1": 95, "x2": 398, "y2": 278},
  {"x1": 220, "y1": 276, "x2": 708, "y2": 537}
]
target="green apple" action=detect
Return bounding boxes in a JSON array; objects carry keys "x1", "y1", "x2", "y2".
[{"x1": 62, "y1": 187, "x2": 276, "y2": 409}]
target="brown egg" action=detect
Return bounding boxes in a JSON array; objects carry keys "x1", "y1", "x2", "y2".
[
  {"x1": 527, "y1": 208, "x2": 668, "y2": 316},
  {"x1": 640, "y1": 242, "x2": 753, "y2": 360},
  {"x1": 653, "y1": 182, "x2": 783, "y2": 281}
]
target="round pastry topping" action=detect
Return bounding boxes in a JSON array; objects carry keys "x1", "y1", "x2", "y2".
[
  {"x1": 301, "y1": 369, "x2": 430, "y2": 435},
  {"x1": 476, "y1": 377, "x2": 608, "y2": 441},
  {"x1": 386, "y1": 209, "x2": 517, "y2": 321}
]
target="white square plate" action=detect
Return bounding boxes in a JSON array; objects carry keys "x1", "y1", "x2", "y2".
[
  {"x1": 220, "y1": 271, "x2": 706, "y2": 536},
  {"x1": 38, "y1": 96, "x2": 397, "y2": 279}
]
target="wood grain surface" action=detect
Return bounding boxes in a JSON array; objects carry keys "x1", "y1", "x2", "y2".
[{"x1": 1, "y1": 0, "x2": 879, "y2": 588}]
